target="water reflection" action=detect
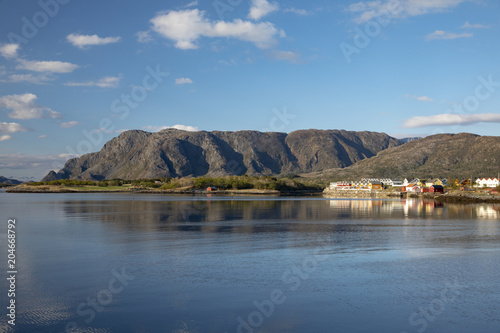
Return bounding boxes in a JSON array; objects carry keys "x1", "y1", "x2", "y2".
[
  {"x1": 61, "y1": 197, "x2": 500, "y2": 234},
  {"x1": 2, "y1": 193, "x2": 500, "y2": 333}
]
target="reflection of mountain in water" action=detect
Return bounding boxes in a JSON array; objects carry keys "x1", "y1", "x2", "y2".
[{"x1": 62, "y1": 197, "x2": 500, "y2": 235}]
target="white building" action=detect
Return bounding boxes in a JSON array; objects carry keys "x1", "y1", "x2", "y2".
[
  {"x1": 391, "y1": 179, "x2": 403, "y2": 187},
  {"x1": 475, "y1": 178, "x2": 500, "y2": 188}
]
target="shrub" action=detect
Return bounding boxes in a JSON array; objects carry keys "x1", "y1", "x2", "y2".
[{"x1": 160, "y1": 183, "x2": 180, "y2": 190}]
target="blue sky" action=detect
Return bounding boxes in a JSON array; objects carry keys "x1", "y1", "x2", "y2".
[{"x1": 0, "y1": 0, "x2": 499, "y2": 180}]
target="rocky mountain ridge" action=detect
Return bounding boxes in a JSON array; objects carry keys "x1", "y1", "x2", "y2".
[
  {"x1": 302, "y1": 133, "x2": 500, "y2": 181},
  {"x1": 42, "y1": 129, "x2": 402, "y2": 181}
]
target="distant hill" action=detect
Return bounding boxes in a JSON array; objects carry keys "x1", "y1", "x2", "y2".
[
  {"x1": 42, "y1": 129, "x2": 402, "y2": 181},
  {"x1": 302, "y1": 133, "x2": 500, "y2": 181},
  {"x1": 0, "y1": 176, "x2": 22, "y2": 185},
  {"x1": 399, "y1": 137, "x2": 422, "y2": 144}
]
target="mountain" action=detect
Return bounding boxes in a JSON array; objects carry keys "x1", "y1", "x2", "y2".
[
  {"x1": 302, "y1": 133, "x2": 500, "y2": 181},
  {"x1": 42, "y1": 129, "x2": 402, "y2": 181},
  {"x1": 0, "y1": 176, "x2": 22, "y2": 185}
]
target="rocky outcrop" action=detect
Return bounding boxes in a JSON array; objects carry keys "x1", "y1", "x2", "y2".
[{"x1": 42, "y1": 129, "x2": 402, "y2": 181}]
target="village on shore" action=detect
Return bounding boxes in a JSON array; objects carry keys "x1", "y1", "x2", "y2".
[{"x1": 328, "y1": 177, "x2": 500, "y2": 193}]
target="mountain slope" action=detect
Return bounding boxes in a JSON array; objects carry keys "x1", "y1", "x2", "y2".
[
  {"x1": 42, "y1": 129, "x2": 402, "y2": 181},
  {"x1": 302, "y1": 133, "x2": 500, "y2": 181},
  {"x1": 0, "y1": 176, "x2": 22, "y2": 185}
]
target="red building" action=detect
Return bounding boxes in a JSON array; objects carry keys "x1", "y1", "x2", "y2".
[{"x1": 430, "y1": 185, "x2": 444, "y2": 193}]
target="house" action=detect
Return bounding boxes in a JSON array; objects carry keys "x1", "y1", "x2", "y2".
[
  {"x1": 330, "y1": 181, "x2": 353, "y2": 190},
  {"x1": 460, "y1": 179, "x2": 472, "y2": 187},
  {"x1": 409, "y1": 178, "x2": 422, "y2": 187},
  {"x1": 381, "y1": 178, "x2": 393, "y2": 186},
  {"x1": 430, "y1": 185, "x2": 444, "y2": 193},
  {"x1": 391, "y1": 179, "x2": 403, "y2": 187},
  {"x1": 370, "y1": 181, "x2": 383, "y2": 190},
  {"x1": 475, "y1": 178, "x2": 500, "y2": 188},
  {"x1": 426, "y1": 178, "x2": 443, "y2": 187},
  {"x1": 412, "y1": 186, "x2": 422, "y2": 193},
  {"x1": 405, "y1": 184, "x2": 418, "y2": 192}
]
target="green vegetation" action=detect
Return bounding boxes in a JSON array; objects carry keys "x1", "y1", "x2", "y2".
[
  {"x1": 30, "y1": 179, "x2": 98, "y2": 186},
  {"x1": 184, "y1": 175, "x2": 323, "y2": 191},
  {"x1": 24, "y1": 175, "x2": 324, "y2": 192}
]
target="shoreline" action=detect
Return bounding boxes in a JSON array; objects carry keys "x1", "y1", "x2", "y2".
[
  {"x1": 5, "y1": 184, "x2": 322, "y2": 196},
  {"x1": 323, "y1": 188, "x2": 500, "y2": 203},
  {"x1": 6, "y1": 185, "x2": 500, "y2": 203}
]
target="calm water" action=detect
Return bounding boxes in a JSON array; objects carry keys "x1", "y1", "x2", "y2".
[{"x1": 1, "y1": 191, "x2": 500, "y2": 333}]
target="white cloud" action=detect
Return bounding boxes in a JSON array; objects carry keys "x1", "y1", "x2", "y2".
[
  {"x1": 406, "y1": 95, "x2": 434, "y2": 102},
  {"x1": 0, "y1": 121, "x2": 27, "y2": 141},
  {"x1": 39, "y1": 134, "x2": 47, "y2": 139},
  {"x1": 0, "y1": 153, "x2": 75, "y2": 171},
  {"x1": 67, "y1": 33, "x2": 121, "y2": 49},
  {"x1": 6, "y1": 73, "x2": 54, "y2": 85},
  {"x1": 0, "y1": 122, "x2": 27, "y2": 134},
  {"x1": 0, "y1": 43, "x2": 20, "y2": 59},
  {"x1": 142, "y1": 124, "x2": 200, "y2": 132},
  {"x1": 91, "y1": 127, "x2": 115, "y2": 134},
  {"x1": 347, "y1": 0, "x2": 466, "y2": 24},
  {"x1": 403, "y1": 113, "x2": 500, "y2": 128},
  {"x1": 136, "y1": 30, "x2": 153, "y2": 43},
  {"x1": 425, "y1": 30, "x2": 473, "y2": 40},
  {"x1": 175, "y1": 77, "x2": 193, "y2": 85},
  {"x1": 150, "y1": 9, "x2": 282, "y2": 50},
  {"x1": 185, "y1": 0, "x2": 198, "y2": 7},
  {"x1": 65, "y1": 76, "x2": 121, "y2": 88},
  {"x1": 16, "y1": 59, "x2": 79, "y2": 73},
  {"x1": 284, "y1": 8, "x2": 312, "y2": 15},
  {"x1": 0, "y1": 93, "x2": 61, "y2": 120},
  {"x1": 60, "y1": 121, "x2": 79, "y2": 128},
  {"x1": 248, "y1": 0, "x2": 279, "y2": 20},
  {"x1": 462, "y1": 21, "x2": 490, "y2": 29},
  {"x1": 269, "y1": 50, "x2": 301, "y2": 63}
]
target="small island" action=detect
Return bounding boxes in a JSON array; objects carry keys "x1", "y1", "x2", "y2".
[{"x1": 6, "y1": 175, "x2": 325, "y2": 196}]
